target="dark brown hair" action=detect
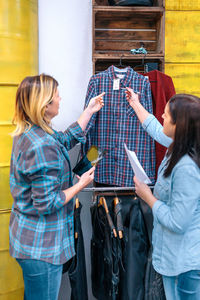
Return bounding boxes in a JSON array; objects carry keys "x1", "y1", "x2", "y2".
[{"x1": 164, "y1": 94, "x2": 200, "y2": 177}]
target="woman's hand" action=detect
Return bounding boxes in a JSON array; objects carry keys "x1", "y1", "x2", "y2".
[
  {"x1": 134, "y1": 176, "x2": 157, "y2": 208},
  {"x1": 76, "y1": 166, "x2": 95, "y2": 189},
  {"x1": 87, "y1": 92, "x2": 105, "y2": 114},
  {"x1": 124, "y1": 88, "x2": 149, "y2": 123},
  {"x1": 125, "y1": 87, "x2": 140, "y2": 108},
  {"x1": 63, "y1": 166, "x2": 95, "y2": 204},
  {"x1": 77, "y1": 92, "x2": 105, "y2": 131}
]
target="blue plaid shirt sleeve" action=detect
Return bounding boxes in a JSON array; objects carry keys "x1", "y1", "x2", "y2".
[
  {"x1": 18, "y1": 144, "x2": 66, "y2": 215},
  {"x1": 84, "y1": 77, "x2": 98, "y2": 134},
  {"x1": 143, "y1": 79, "x2": 153, "y2": 113},
  {"x1": 53, "y1": 121, "x2": 86, "y2": 150}
]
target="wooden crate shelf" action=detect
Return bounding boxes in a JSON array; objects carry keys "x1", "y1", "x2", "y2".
[
  {"x1": 93, "y1": 6, "x2": 164, "y2": 13},
  {"x1": 92, "y1": 0, "x2": 165, "y2": 73},
  {"x1": 94, "y1": 57, "x2": 164, "y2": 73},
  {"x1": 94, "y1": 0, "x2": 164, "y2": 6},
  {"x1": 93, "y1": 53, "x2": 164, "y2": 59}
]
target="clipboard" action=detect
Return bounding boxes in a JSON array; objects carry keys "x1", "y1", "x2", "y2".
[{"x1": 124, "y1": 143, "x2": 152, "y2": 184}]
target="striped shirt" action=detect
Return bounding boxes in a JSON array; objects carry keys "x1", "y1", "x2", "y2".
[
  {"x1": 82, "y1": 65, "x2": 156, "y2": 186},
  {"x1": 9, "y1": 122, "x2": 86, "y2": 265}
]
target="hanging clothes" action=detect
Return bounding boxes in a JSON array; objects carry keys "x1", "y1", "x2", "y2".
[
  {"x1": 90, "y1": 195, "x2": 149, "y2": 300},
  {"x1": 83, "y1": 65, "x2": 156, "y2": 186},
  {"x1": 63, "y1": 201, "x2": 88, "y2": 300},
  {"x1": 144, "y1": 70, "x2": 176, "y2": 176}
]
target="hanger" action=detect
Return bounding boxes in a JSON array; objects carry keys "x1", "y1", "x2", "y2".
[
  {"x1": 133, "y1": 54, "x2": 148, "y2": 73},
  {"x1": 113, "y1": 196, "x2": 123, "y2": 239},
  {"x1": 75, "y1": 197, "x2": 79, "y2": 239},
  {"x1": 114, "y1": 55, "x2": 128, "y2": 69},
  {"x1": 99, "y1": 197, "x2": 117, "y2": 237}
]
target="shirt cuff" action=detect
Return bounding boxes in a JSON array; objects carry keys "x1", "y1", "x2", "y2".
[
  {"x1": 152, "y1": 200, "x2": 163, "y2": 222},
  {"x1": 142, "y1": 114, "x2": 155, "y2": 130},
  {"x1": 67, "y1": 122, "x2": 86, "y2": 144},
  {"x1": 54, "y1": 190, "x2": 66, "y2": 210}
]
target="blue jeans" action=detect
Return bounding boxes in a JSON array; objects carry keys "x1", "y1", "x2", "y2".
[
  {"x1": 16, "y1": 258, "x2": 63, "y2": 300},
  {"x1": 163, "y1": 270, "x2": 200, "y2": 300}
]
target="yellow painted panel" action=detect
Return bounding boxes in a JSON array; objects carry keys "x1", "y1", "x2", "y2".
[
  {"x1": 0, "y1": 288, "x2": 24, "y2": 300},
  {"x1": 0, "y1": 250, "x2": 24, "y2": 297},
  {"x1": 0, "y1": 38, "x2": 38, "y2": 84},
  {"x1": 0, "y1": 1, "x2": 37, "y2": 298},
  {"x1": 0, "y1": 212, "x2": 24, "y2": 298},
  {"x1": 0, "y1": 86, "x2": 16, "y2": 123},
  {"x1": 165, "y1": 11, "x2": 200, "y2": 63},
  {"x1": 0, "y1": 210, "x2": 10, "y2": 250},
  {"x1": 0, "y1": 125, "x2": 14, "y2": 165},
  {"x1": 166, "y1": 0, "x2": 200, "y2": 10},
  {"x1": 165, "y1": 63, "x2": 200, "y2": 97},
  {"x1": 0, "y1": 167, "x2": 13, "y2": 210},
  {"x1": 0, "y1": 0, "x2": 38, "y2": 83}
]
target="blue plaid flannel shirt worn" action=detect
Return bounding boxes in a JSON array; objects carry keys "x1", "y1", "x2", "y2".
[
  {"x1": 83, "y1": 65, "x2": 156, "y2": 186},
  {"x1": 9, "y1": 122, "x2": 86, "y2": 265}
]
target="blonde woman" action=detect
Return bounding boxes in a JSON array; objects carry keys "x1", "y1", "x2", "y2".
[{"x1": 9, "y1": 74, "x2": 104, "y2": 300}]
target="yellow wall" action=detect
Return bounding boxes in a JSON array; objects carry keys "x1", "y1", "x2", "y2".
[
  {"x1": 165, "y1": 0, "x2": 200, "y2": 97},
  {"x1": 0, "y1": 0, "x2": 38, "y2": 298}
]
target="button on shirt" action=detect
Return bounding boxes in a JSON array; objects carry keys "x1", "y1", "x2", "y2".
[
  {"x1": 9, "y1": 122, "x2": 86, "y2": 265},
  {"x1": 83, "y1": 65, "x2": 156, "y2": 187},
  {"x1": 142, "y1": 114, "x2": 200, "y2": 276}
]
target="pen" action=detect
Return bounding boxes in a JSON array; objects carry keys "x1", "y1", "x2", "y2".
[{"x1": 121, "y1": 88, "x2": 141, "y2": 94}]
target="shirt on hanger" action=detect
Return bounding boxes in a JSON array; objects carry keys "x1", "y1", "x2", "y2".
[
  {"x1": 144, "y1": 70, "x2": 176, "y2": 176},
  {"x1": 82, "y1": 65, "x2": 155, "y2": 187}
]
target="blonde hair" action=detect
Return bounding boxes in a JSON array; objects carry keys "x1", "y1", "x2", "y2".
[{"x1": 12, "y1": 74, "x2": 58, "y2": 136}]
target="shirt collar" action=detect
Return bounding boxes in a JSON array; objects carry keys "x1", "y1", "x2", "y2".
[{"x1": 107, "y1": 65, "x2": 136, "y2": 87}]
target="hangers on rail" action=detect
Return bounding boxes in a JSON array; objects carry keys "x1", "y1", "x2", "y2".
[{"x1": 133, "y1": 56, "x2": 157, "y2": 83}]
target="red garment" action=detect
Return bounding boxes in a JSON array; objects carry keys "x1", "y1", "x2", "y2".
[{"x1": 144, "y1": 70, "x2": 176, "y2": 176}]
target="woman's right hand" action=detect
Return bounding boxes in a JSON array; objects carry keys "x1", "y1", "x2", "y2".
[
  {"x1": 76, "y1": 166, "x2": 95, "y2": 189},
  {"x1": 125, "y1": 87, "x2": 140, "y2": 108}
]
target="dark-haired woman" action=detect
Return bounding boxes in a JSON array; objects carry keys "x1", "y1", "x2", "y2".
[{"x1": 125, "y1": 89, "x2": 200, "y2": 300}]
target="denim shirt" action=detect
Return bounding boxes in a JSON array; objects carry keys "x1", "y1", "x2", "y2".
[{"x1": 142, "y1": 115, "x2": 200, "y2": 276}]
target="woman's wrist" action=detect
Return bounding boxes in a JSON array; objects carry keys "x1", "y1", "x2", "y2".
[
  {"x1": 131, "y1": 100, "x2": 141, "y2": 110},
  {"x1": 84, "y1": 105, "x2": 93, "y2": 117},
  {"x1": 146, "y1": 194, "x2": 157, "y2": 208},
  {"x1": 77, "y1": 107, "x2": 93, "y2": 131}
]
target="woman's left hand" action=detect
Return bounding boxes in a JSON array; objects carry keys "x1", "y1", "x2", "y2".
[
  {"x1": 87, "y1": 92, "x2": 105, "y2": 114},
  {"x1": 134, "y1": 176, "x2": 157, "y2": 208}
]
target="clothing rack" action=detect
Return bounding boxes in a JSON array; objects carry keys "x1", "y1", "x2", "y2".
[
  {"x1": 83, "y1": 186, "x2": 155, "y2": 201},
  {"x1": 83, "y1": 186, "x2": 154, "y2": 192}
]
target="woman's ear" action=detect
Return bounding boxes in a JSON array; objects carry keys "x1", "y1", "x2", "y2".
[
  {"x1": 44, "y1": 104, "x2": 51, "y2": 117},
  {"x1": 45, "y1": 104, "x2": 49, "y2": 111}
]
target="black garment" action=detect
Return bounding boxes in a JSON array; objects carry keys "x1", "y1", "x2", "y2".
[
  {"x1": 139, "y1": 198, "x2": 153, "y2": 244},
  {"x1": 90, "y1": 203, "x2": 111, "y2": 300},
  {"x1": 91, "y1": 195, "x2": 149, "y2": 300},
  {"x1": 63, "y1": 202, "x2": 88, "y2": 300}
]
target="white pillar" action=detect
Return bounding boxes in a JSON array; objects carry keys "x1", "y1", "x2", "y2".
[{"x1": 38, "y1": 0, "x2": 92, "y2": 130}]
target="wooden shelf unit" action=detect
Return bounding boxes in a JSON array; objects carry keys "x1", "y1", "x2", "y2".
[{"x1": 92, "y1": 0, "x2": 165, "y2": 73}]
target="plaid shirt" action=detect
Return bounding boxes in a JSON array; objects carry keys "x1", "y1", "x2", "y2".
[
  {"x1": 9, "y1": 122, "x2": 86, "y2": 265},
  {"x1": 83, "y1": 65, "x2": 155, "y2": 186}
]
